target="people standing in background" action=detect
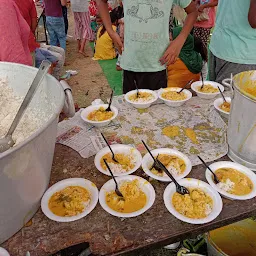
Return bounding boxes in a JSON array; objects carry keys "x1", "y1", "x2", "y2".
[
  {"x1": 110, "y1": 0, "x2": 124, "y2": 70},
  {"x1": 70, "y1": 0, "x2": 94, "y2": 56},
  {"x1": 209, "y1": 0, "x2": 256, "y2": 83},
  {"x1": 89, "y1": 0, "x2": 112, "y2": 17},
  {"x1": 14, "y1": 0, "x2": 40, "y2": 65},
  {"x1": 248, "y1": 0, "x2": 256, "y2": 28},
  {"x1": 97, "y1": 0, "x2": 198, "y2": 94},
  {"x1": 93, "y1": 15, "x2": 117, "y2": 60},
  {"x1": 62, "y1": 6, "x2": 68, "y2": 36},
  {"x1": 62, "y1": 6, "x2": 69, "y2": 36},
  {"x1": 0, "y1": 0, "x2": 32, "y2": 65},
  {"x1": 193, "y1": 0, "x2": 218, "y2": 47},
  {"x1": 43, "y1": 0, "x2": 67, "y2": 50}
]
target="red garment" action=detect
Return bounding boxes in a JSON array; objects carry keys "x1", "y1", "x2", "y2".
[
  {"x1": 0, "y1": 0, "x2": 32, "y2": 66},
  {"x1": 14, "y1": 0, "x2": 40, "y2": 52},
  {"x1": 89, "y1": 0, "x2": 112, "y2": 17},
  {"x1": 194, "y1": 0, "x2": 216, "y2": 29},
  {"x1": 44, "y1": 0, "x2": 63, "y2": 17}
]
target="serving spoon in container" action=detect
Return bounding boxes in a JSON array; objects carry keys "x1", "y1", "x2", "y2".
[{"x1": 0, "y1": 61, "x2": 51, "y2": 153}]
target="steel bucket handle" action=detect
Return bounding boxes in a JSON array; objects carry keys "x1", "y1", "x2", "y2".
[
  {"x1": 222, "y1": 74, "x2": 235, "y2": 99},
  {"x1": 60, "y1": 80, "x2": 75, "y2": 118}
]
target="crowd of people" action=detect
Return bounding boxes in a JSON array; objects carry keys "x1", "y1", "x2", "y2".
[{"x1": 0, "y1": 0, "x2": 255, "y2": 92}]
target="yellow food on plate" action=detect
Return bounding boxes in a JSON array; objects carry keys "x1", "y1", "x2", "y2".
[
  {"x1": 215, "y1": 168, "x2": 253, "y2": 195},
  {"x1": 128, "y1": 91, "x2": 154, "y2": 102},
  {"x1": 100, "y1": 152, "x2": 135, "y2": 173},
  {"x1": 197, "y1": 84, "x2": 219, "y2": 93},
  {"x1": 162, "y1": 90, "x2": 187, "y2": 101},
  {"x1": 87, "y1": 107, "x2": 114, "y2": 121},
  {"x1": 48, "y1": 186, "x2": 90, "y2": 217},
  {"x1": 185, "y1": 128, "x2": 198, "y2": 144},
  {"x1": 172, "y1": 188, "x2": 213, "y2": 219},
  {"x1": 162, "y1": 126, "x2": 180, "y2": 138},
  {"x1": 106, "y1": 179, "x2": 147, "y2": 213},
  {"x1": 151, "y1": 154, "x2": 186, "y2": 177},
  {"x1": 219, "y1": 102, "x2": 231, "y2": 113}
]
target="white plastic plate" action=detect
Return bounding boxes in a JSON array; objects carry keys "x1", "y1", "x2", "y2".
[
  {"x1": 94, "y1": 144, "x2": 142, "y2": 177},
  {"x1": 41, "y1": 178, "x2": 98, "y2": 222},
  {"x1": 164, "y1": 178, "x2": 223, "y2": 224},
  {"x1": 99, "y1": 175, "x2": 155, "y2": 218}
]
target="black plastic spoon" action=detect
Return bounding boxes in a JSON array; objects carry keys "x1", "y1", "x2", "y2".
[
  {"x1": 101, "y1": 133, "x2": 118, "y2": 163},
  {"x1": 142, "y1": 140, "x2": 162, "y2": 173},
  {"x1": 134, "y1": 79, "x2": 139, "y2": 98},
  {"x1": 103, "y1": 159, "x2": 124, "y2": 198},
  {"x1": 200, "y1": 72, "x2": 204, "y2": 89},
  {"x1": 217, "y1": 86, "x2": 226, "y2": 102},
  {"x1": 198, "y1": 156, "x2": 220, "y2": 184},
  {"x1": 157, "y1": 160, "x2": 190, "y2": 195},
  {"x1": 106, "y1": 90, "x2": 114, "y2": 111},
  {"x1": 178, "y1": 79, "x2": 194, "y2": 94}
]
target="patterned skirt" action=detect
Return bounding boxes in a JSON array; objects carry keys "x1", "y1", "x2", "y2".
[
  {"x1": 74, "y1": 12, "x2": 94, "y2": 41},
  {"x1": 193, "y1": 27, "x2": 211, "y2": 47}
]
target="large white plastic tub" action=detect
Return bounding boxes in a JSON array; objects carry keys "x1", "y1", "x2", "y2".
[{"x1": 0, "y1": 63, "x2": 69, "y2": 243}]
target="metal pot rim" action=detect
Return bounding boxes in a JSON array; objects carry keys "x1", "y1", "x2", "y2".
[{"x1": 233, "y1": 71, "x2": 256, "y2": 103}]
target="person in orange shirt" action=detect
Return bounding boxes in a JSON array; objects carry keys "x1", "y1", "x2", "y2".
[{"x1": 167, "y1": 27, "x2": 207, "y2": 88}]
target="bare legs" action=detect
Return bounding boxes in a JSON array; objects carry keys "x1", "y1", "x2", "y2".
[{"x1": 77, "y1": 38, "x2": 88, "y2": 57}]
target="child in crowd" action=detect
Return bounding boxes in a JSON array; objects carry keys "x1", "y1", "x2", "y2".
[
  {"x1": 194, "y1": 0, "x2": 218, "y2": 47},
  {"x1": 43, "y1": 0, "x2": 67, "y2": 50},
  {"x1": 70, "y1": 0, "x2": 94, "y2": 56},
  {"x1": 167, "y1": 26, "x2": 206, "y2": 88},
  {"x1": 93, "y1": 15, "x2": 117, "y2": 60}
]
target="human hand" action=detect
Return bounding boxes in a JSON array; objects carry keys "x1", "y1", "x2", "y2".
[
  {"x1": 198, "y1": 5, "x2": 205, "y2": 12},
  {"x1": 110, "y1": 31, "x2": 123, "y2": 54},
  {"x1": 159, "y1": 39, "x2": 183, "y2": 66}
]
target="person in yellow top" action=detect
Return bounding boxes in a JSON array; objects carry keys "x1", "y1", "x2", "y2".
[{"x1": 93, "y1": 17, "x2": 117, "y2": 61}]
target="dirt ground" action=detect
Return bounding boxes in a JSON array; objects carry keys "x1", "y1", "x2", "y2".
[{"x1": 64, "y1": 11, "x2": 112, "y2": 108}]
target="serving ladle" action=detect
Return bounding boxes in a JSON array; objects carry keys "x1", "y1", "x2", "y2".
[{"x1": 0, "y1": 61, "x2": 51, "y2": 153}]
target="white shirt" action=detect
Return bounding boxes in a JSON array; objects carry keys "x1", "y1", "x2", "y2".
[{"x1": 70, "y1": 0, "x2": 89, "y2": 13}]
